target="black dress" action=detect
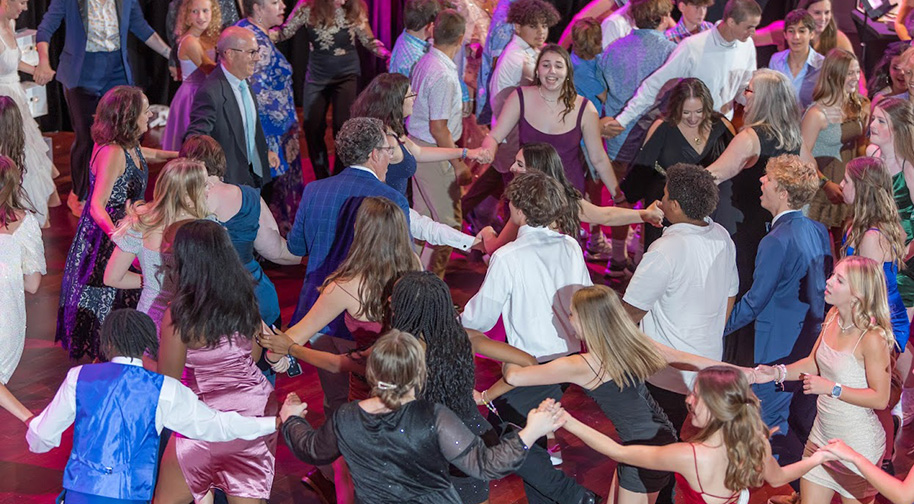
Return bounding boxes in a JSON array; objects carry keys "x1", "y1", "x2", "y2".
[
  {"x1": 283, "y1": 400, "x2": 528, "y2": 504},
  {"x1": 716, "y1": 127, "x2": 800, "y2": 365},
  {"x1": 622, "y1": 118, "x2": 734, "y2": 249}
]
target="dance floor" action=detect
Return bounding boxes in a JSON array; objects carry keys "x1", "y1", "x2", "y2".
[{"x1": 0, "y1": 131, "x2": 795, "y2": 504}]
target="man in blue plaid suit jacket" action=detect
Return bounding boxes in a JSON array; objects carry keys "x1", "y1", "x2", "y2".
[{"x1": 288, "y1": 117, "x2": 410, "y2": 415}]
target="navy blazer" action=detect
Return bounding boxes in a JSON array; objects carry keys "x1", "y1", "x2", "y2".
[
  {"x1": 36, "y1": 0, "x2": 155, "y2": 89},
  {"x1": 724, "y1": 211, "x2": 832, "y2": 364},
  {"x1": 185, "y1": 65, "x2": 271, "y2": 188},
  {"x1": 288, "y1": 167, "x2": 411, "y2": 337}
]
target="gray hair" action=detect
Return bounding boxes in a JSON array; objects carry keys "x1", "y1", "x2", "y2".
[
  {"x1": 336, "y1": 117, "x2": 386, "y2": 167},
  {"x1": 743, "y1": 69, "x2": 803, "y2": 153}
]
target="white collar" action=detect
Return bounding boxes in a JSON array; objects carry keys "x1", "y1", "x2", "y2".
[
  {"x1": 771, "y1": 209, "x2": 801, "y2": 226},
  {"x1": 350, "y1": 165, "x2": 380, "y2": 180},
  {"x1": 222, "y1": 63, "x2": 245, "y2": 88},
  {"x1": 110, "y1": 356, "x2": 144, "y2": 367},
  {"x1": 664, "y1": 217, "x2": 715, "y2": 235}
]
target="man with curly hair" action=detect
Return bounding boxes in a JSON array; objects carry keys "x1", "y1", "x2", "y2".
[
  {"x1": 724, "y1": 154, "x2": 831, "y2": 468},
  {"x1": 622, "y1": 163, "x2": 738, "y2": 435}
]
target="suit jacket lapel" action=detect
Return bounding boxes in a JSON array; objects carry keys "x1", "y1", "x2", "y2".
[
  {"x1": 115, "y1": 0, "x2": 124, "y2": 32},
  {"x1": 79, "y1": 0, "x2": 88, "y2": 33},
  {"x1": 217, "y1": 68, "x2": 248, "y2": 157}
]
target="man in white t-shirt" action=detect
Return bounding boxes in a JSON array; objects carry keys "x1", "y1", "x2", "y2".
[{"x1": 623, "y1": 163, "x2": 738, "y2": 433}]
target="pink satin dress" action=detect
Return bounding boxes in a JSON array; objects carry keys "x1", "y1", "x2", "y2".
[{"x1": 176, "y1": 334, "x2": 277, "y2": 500}]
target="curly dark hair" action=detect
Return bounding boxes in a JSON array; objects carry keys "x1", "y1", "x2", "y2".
[
  {"x1": 507, "y1": 0, "x2": 560, "y2": 27},
  {"x1": 505, "y1": 170, "x2": 568, "y2": 228},
  {"x1": 91, "y1": 86, "x2": 147, "y2": 148},
  {"x1": 101, "y1": 309, "x2": 159, "y2": 360},
  {"x1": 336, "y1": 117, "x2": 386, "y2": 167},
  {"x1": 180, "y1": 135, "x2": 227, "y2": 177},
  {"x1": 666, "y1": 163, "x2": 719, "y2": 220},
  {"x1": 520, "y1": 143, "x2": 582, "y2": 237},
  {"x1": 166, "y1": 219, "x2": 261, "y2": 347},
  {"x1": 391, "y1": 271, "x2": 477, "y2": 420},
  {"x1": 351, "y1": 73, "x2": 410, "y2": 138}
]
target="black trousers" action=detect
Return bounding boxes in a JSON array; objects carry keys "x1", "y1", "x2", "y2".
[
  {"x1": 488, "y1": 384, "x2": 588, "y2": 504},
  {"x1": 645, "y1": 383, "x2": 689, "y2": 504},
  {"x1": 302, "y1": 75, "x2": 358, "y2": 180},
  {"x1": 63, "y1": 87, "x2": 102, "y2": 201}
]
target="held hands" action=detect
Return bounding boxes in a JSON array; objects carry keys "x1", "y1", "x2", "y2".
[
  {"x1": 823, "y1": 181, "x2": 844, "y2": 205},
  {"x1": 467, "y1": 147, "x2": 494, "y2": 165},
  {"x1": 802, "y1": 373, "x2": 833, "y2": 396},
  {"x1": 820, "y1": 439, "x2": 858, "y2": 462},
  {"x1": 473, "y1": 390, "x2": 486, "y2": 406},
  {"x1": 524, "y1": 398, "x2": 567, "y2": 439},
  {"x1": 641, "y1": 201, "x2": 664, "y2": 227},
  {"x1": 600, "y1": 117, "x2": 623, "y2": 139},
  {"x1": 33, "y1": 63, "x2": 55, "y2": 86},
  {"x1": 258, "y1": 325, "x2": 296, "y2": 355},
  {"x1": 267, "y1": 351, "x2": 291, "y2": 373},
  {"x1": 279, "y1": 393, "x2": 308, "y2": 424},
  {"x1": 471, "y1": 226, "x2": 497, "y2": 253},
  {"x1": 752, "y1": 365, "x2": 779, "y2": 384}
]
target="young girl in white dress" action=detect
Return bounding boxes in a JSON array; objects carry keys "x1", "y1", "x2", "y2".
[{"x1": 0, "y1": 155, "x2": 44, "y2": 423}]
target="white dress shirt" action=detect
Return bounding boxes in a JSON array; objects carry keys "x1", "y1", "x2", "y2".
[
  {"x1": 600, "y1": 4, "x2": 633, "y2": 49},
  {"x1": 489, "y1": 35, "x2": 539, "y2": 119},
  {"x1": 349, "y1": 165, "x2": 475, "y2": 251},
  {"x1": 616, "y1": 26, "x2": 756, "y2": 127},
  {"x1": 26, "y1": 357, "x2": 276, "y2": 454},
  {"x1": 461, "y1": 225, "x2": 593, "y2": 361},
  {"x1": 623, "y1": 219, "x2": 738, "y2": 394},
  {"x1": 222, "y1": 63, "x2": 254, "y2": 138}
]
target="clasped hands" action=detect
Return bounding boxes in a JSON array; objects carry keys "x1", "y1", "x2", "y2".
[{"x1": 752, "y1": 365, "x2": 836, "y2": 395}]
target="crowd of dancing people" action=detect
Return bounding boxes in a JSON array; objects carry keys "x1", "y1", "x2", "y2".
[{"x1": 8, "y1": 0, "x2": 914, "y2": 502}]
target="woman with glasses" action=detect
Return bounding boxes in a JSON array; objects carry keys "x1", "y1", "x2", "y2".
[{"x1": 237, "y1": 0, "x2": 303, "y2": 235}]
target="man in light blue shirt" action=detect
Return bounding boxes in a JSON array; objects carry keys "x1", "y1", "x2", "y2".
[
  {"x1": 389, "y1": 0, "x2": 439, "y2": 77},
  {"x1": 767, "y1": 9, "x2": 823, "y2": 109}
]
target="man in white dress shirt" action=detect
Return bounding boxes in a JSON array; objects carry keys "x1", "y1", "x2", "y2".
[
  {"x1": 462, "y1": 171, "x2": 598, "y2": 504},
  {"x1": 602, "y1": 0, "x2": 761, "y2": 137}
]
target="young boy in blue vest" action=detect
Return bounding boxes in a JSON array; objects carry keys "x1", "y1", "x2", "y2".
[{"x1": 26, "y1": 309, "x2": 302, "y2": 504}]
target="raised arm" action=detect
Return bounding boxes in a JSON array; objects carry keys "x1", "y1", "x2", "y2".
[
  {"x1": 615, "y1": 46, "x2": 688, "y2": 128},
  {"x1": 481, "y1": 91, "x2": 523, "y2": 156},
  {"x1": 578, "y1": 199, "x2": 663, "y2": 228},
  {"x1": 467, "y1": 329, "x2": 537, "y2": 366}
]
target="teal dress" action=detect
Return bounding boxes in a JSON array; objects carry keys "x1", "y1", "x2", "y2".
[{"x1": 892, "y1": 170, "x2": 914, "y2": 307}]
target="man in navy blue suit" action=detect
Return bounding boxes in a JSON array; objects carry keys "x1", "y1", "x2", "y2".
[
  {"x1": 724, "y1": 154, "x2": 832, "y2": 468},
  {"x1": 287, "y1": 116, "x2": 410, "y2": 416},
  {"x1": 35, "y1": 0, "x2": 171, "y2": 215}
]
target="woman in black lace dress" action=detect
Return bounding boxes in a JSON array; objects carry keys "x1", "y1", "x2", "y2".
[
  {"x1": 273, "y1": 0, "x2": 390, "y2": 179},
  {"x1": 55, "y1": 87, "x2": 177, "y2": 360},
  {"x1": 281, "y1": 330, "x2": 561, "y2": 504}
]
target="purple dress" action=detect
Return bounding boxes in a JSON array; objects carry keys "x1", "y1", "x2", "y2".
[
  {"x1": 517, "y1": 88, "x2": 589, "y2": 191},
  {"x1": 162, "y1": 48, "x2": 213, "y2": 151},
  {"x1": 176, "y1": 334, "x2": 277, "y2": 500}
]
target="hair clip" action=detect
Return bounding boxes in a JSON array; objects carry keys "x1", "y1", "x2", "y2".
[{"x1": 376, "y1": 381, "x2": 397, "y2": 390}]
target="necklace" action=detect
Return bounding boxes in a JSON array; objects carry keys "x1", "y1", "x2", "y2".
[
  {"x1": 837, "y1": 316, "x2": 855, "y2": 333},
  {"x1": 538, "y1": 86, "x2": 559, "y2": 103}
]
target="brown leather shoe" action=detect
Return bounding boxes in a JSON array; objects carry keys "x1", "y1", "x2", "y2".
[{"x1": 301, "y1": 467, "x2": 336, "y2": 504}]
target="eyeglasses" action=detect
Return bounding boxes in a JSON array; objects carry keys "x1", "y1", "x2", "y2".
[
  {"x1": 226, "y1": 47, "x2": 260, "y2": 59},
  {"x1": 376, "y1": 145, "x2": 395, "y2": 154}
]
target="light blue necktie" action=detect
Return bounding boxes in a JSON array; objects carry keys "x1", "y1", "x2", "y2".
[{"x1": 238, "y1": 80, "x2": 263, "y2": 177}]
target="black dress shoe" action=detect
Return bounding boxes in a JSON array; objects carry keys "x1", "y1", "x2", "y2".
[
  {"x1": 580, "y1": 490, "x2": 603, "y2": 504},
  {"x1": 301, "y1": 467, "x2": 336, "y2": 504}
]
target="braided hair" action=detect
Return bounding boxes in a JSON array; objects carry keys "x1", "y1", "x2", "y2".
[
  {"x1": 100, "y1": 309, "x2": 159, "y2": 360},
  {"x1": 390, "y1": 271, "x2": 477, "y2": 420}
]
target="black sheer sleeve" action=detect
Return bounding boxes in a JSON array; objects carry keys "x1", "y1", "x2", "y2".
[
  {"x1": 434, "y1": 405, "x2": 528, "y2": 480},
  {"x1": 282, "y1": 416, "x2": 342, "y2": 466}
]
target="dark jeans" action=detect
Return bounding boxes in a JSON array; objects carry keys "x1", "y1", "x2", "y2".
[
  {"x1": 488, "y1": 384, "x2": 588, "y2": 504},
  {"x1": 302, "y1": 75, "x2": 358, "y2": 180}
]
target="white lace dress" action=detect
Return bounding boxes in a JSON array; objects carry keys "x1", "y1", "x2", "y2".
[
  {"x1": 0, "y1": 22, "x2": 56, "y2": 225},
  {"x1": 0, "y1": 212, "x2": 46, "y2": 384}
]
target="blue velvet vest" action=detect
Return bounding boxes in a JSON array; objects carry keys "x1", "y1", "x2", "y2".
[{"x1": 64, "y1": 363, "x2": 164, "y2": 500}]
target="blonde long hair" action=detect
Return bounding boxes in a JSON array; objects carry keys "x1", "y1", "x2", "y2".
[
  {"x1": 114, "y1": 158, "x2": 209, "y2": 239},
  {"x1": 691, "y1": 366, "x2": 770, "y2": 492},
  {"x1": 743, "y1": 69, "x2": 803, "y2": 152},
  {"x1": 175, "y1": 0, "x2": 222, "y2": 48},
  {"x1": 572, "y1": 285, "x2": 666, "y2": 389},
  {"x1": 812, "y1": 49, "x2": 868, "y2": 122},
  {"x1": 842, "y1": 157, "x2": 907, "y2": 270},
  {"x1": 836, "y1": 256, "x2": 896, "y2": 349},
  {"x1": 876, "y1": 97, "x2": 914, "y2": 166}
]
